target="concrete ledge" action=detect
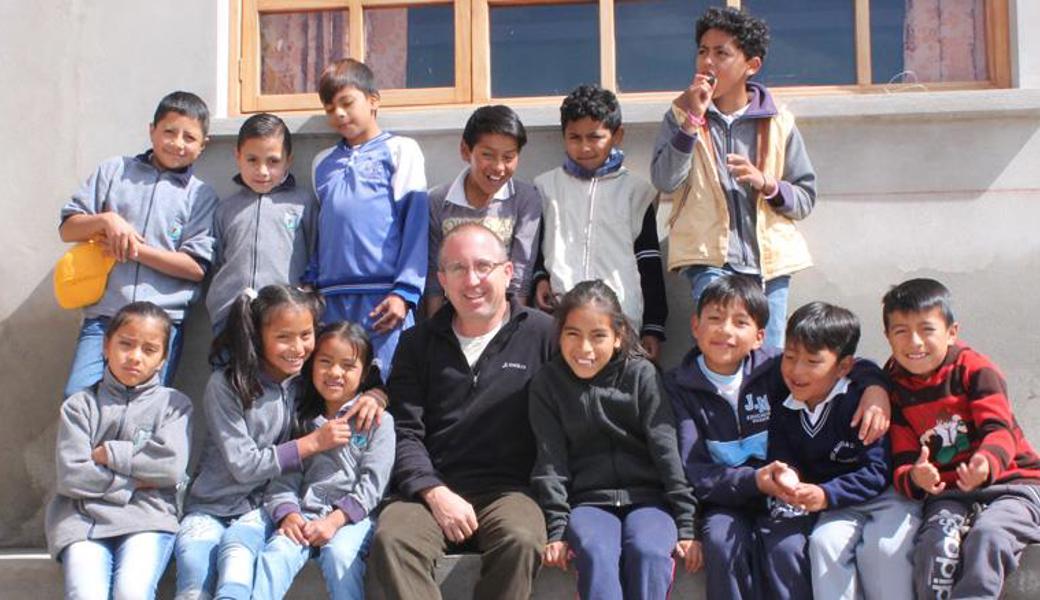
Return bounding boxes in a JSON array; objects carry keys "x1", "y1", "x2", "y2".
[{"x1": 3, "y1": 546, "x2": 1039, "y2": 598}]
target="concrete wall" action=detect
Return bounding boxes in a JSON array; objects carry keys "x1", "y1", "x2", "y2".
[{"x1": 1, "y1": 2, "x2": 1038, "y2": 548}]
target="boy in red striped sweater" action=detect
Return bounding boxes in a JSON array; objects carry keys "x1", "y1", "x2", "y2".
[{"x1": 883, "y1": 278, "x2": 1040, "y2": 599}]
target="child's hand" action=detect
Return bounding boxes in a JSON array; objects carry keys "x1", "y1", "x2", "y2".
[
  {"x1": 790, "y1": 484, "x2": 828, "y2": 512},
  {"x1": 726, "y1": 154, "x2": 775, "y2": 195},
  {"x1": 910, "y1": 446, "x2": 946, "y2": 495},
  {"x1": 279, "y1": 513, "x2": 308, "y2": 546},
  {"x1": 955, "y1": 453, "x2": 991, "y2": 492},
  {"x1": 851, "y1": 386, "x2": 891, "y2": 444},
  {"x1": 675, "y1": 539, "x2": 703, "y2": 573},
  {"x1": 534, "y1": 280, "x2": 555, "y2": 312},
  {"x1": 343, "y1": 389, "x2": 386, "y2": 432},
  {"x1": 100, "y1": 212, "x2": 142, "y2": 262},
  {"x1": 755, "y1": 461, "x2": 790, "y2": 497},
  {"x1": 311, "y1": 416, "x2": 352, "y2": 453},
  {"x1": 370, "y1": 293, "x2": 407, "y2": 334},
  {"x1": 640, "y1": 335, "x2": 661, "y2": 363},
  {"x1": 303, "y1": 510, "x2": 346, "y2": 547},
  {"x1": 543, "y1": 540, "x2": 571, "y2": 570},
  {"x1": 676, "y1": 73, "x2": 715, "y2": 129},
  {"x1": 91, "y1": 445, "x2": 109, "y2": 466}
]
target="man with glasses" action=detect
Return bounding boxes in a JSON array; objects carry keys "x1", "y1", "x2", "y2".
[{"x1": 367, "y1": 222, "x2": 556, "y2": 599}]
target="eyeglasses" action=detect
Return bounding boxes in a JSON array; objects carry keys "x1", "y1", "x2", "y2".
[{"x1": 441, "y1": 259, "x2": 507, "y2": 280}]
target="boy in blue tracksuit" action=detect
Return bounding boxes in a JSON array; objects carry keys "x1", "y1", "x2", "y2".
[
  {"x1": 761, "y1": 302, "x2": 918, "y2": 600},
  {"x1": 59, "y1": 91, "x2": 218, "y2": 397},
  {"x1": 307, "y1": 58, "x2": 428, "y2": 379},
  {"x1": 666, "y1": 275, "x2": 890, "y2": 599}
]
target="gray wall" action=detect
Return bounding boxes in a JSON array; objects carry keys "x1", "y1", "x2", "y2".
[{"x1": 1, "y1": 1, "x2": 1038, "y2": 547}]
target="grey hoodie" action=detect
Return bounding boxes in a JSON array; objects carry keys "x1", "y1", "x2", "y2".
[
  {"x1": 205, "y1": 174, "x2": 317, "y2": 331},
  {"x1": 264, "y1": 396, "x2": 395, "y2": 524},
  {"x1": 185, "y1": 370, "x2": 303, "y2": 518},
  {"x1": 60, "y1": 152, "x2": 218, "y2": 321},
  {"x1": 650, "y1": 82, "x2": 816, "y2": 274},
  {"x1": 45, "y1": 369, "x2": 193, "y2": 559}
]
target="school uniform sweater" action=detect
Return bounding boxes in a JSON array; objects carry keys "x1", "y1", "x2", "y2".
[
  {"x1": 533, "y1": 150, "x2": 668, "y2": 339},
  {"x1": 768, "y1": 378, "x2": 889, "y2": 509},
  {"x1": 666, "y1": 348, "x2": 888, "y2": 509},
  {"x1": 185, "y1": 370, "x2": 304, "y2": 517},
  {"x1": 265, "y1": 397, "x2": 395, "y2": 524},
  {"x1": 888, "y1": 343, "x2": 1040, "y2": 499},
  {"x1": 205, "y1": 174, "x2": 317, "y2": 329},
  {"x1": 529, "y1": 354, "x2": 698, "y2": 542},
  {"x1": 45, "y1": 369, "x2": 193, "y2": 559},
  {"x1": 308, "y1": 132, "x2": 429, "y2": 307},
  {"x1": 388, "y1": 299, "x2": 555, "y2": 499},
  {"x1": 426, "y1": 168, "x2": 542, "y2": 299},
  {"x1": 60, "y1": 151, "x2": 218, "y2": 321}
]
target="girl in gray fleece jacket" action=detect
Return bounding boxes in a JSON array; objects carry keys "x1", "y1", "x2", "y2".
[
  {"x1": 46, "y1": 301, "x2": 193, "y2": 600},
  {"x1": 175, "y1": 286, "x2": 384, "y2": 600},
  {"x1": 530, "y1": 281, "x2": 701, "y2": 600},
  {"x1": 254, "y1": 321, "x2": 395, "y2": 599}
]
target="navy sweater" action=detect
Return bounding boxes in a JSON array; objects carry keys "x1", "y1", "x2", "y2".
[{"x1": 767, "y1": 379, "x2": 890, "y2": 509}]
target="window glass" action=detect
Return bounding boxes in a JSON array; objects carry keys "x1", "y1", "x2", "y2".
[
  {"x1": 896, "y1": 0, "x2": 988, "y2": 84},
  {"x1": 259, "y1": 11, "x2": 350, "y2": 95},
  {"x1": 490, "y1": 3, "x2": 600, "y2": 98},
  {"x1": 743, "y1": 0, "x2": 856, "y2": 86},
  {"x1": 615, "y1": 0, "x2": 713, "y2": 93},
  {"x1": 364, "y1": 5, "x2": 455, "y2": 90}
]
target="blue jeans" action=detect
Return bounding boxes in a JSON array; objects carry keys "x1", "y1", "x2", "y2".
[
  {"x1": 64, "y1": 316, "x2": 184, "y2": 398},
  {"x1": 254, "y1": 517, "x2": 374, "y2": 600},
  {"x1": 174, "y1": 509, "x2": 274, "y2": 600},
  {"x1": 61, "y1": 531, "x2": 175, "y2": 600},
  {"x1": 565, "y1": 505, "x2": 677, "y2": 600},
  {"x1": 684, "y1": 266, "x2": 791, "y2": 351}
]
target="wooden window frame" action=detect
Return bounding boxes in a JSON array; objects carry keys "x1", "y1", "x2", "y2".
[{"x1": 229, "y1": 0, "x2": 1012, "y2": 115}]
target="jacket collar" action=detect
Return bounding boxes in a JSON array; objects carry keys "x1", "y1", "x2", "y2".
[
  {"x1": 563, "y1": 148, "x2": 625, "y2": 180},
  {"x1": 706, "y1": 81, "x2": 778, "y2": 121},
  {"x1": 671, "y1": 345, "x2": 779, "y2": 393},
  {"x1": 337, "y1": 131, "x2": 391, "y2": 152},
  {"x1": 232, "y1": 172, "x2": 296, "y2": 193},
  {"x1": 134, "y1": 150, "x2": 194, "y2": 186},
  {"x1": 99, "y1": 366, "x2": 162, "y2": 400}
]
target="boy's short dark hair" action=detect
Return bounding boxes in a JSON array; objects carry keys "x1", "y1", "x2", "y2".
[
  {"x1": 237, "y1": 113, "x2": 292, "y2": 157},
  {"x1": 695, "y1": 7, "x2": 770, "y2": 61},
  {"x1": 786, "y1": 302, "x2": 860, "y2": 359},
  {"x1": 319, "y1": 58, "x2": 379, "y2": 106},
  {"x1": 559, "y1": 84, "x2": 622, "y2": 133},
  {"x1": 153, "y1": 91, "x2": 210, "y2": 136},
  {"x1": 697, "y1": 274, "x2": 769, "y2": 330},
  {"x1": 882, "y1": 278, "x2": 956, "y2": 330},
  {"x1": 462, "y1": 105, "x2": 528, "y2": 151}
]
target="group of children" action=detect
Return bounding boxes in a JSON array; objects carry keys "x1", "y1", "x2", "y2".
[{"x1": 44, "y1": 5, "x2": 1040, "y2": 600}]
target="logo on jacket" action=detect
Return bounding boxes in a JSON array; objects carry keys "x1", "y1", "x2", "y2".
[
  {"x1": 919, "y1": 409, "x2": 970, "y2": 465},
  {"x1": 502, "y1": 362, "x2": 527, "y2": 371},
  {"x1": 167, "y1": 221, "x2": 183, "y2": 242},
  {"x1": 351, "y1": 430, "x2": 370, "y2": 450},
  {"x1": 283, "y1": 210, "x2": 301, "y2": 231},
  {"x1": 131, "y1": 426, "x2": 154, "y2": 452},
  {"x1": 743, "y1": 393, "x2": 770, "y2": 424},
  {"x1": 829, "y1": 440, "x2": 859, "y2": 464}
]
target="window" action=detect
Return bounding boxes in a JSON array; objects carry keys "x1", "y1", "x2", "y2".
[{"x1": 230, "y1": 0, "x2": 1011, "y2": 114}]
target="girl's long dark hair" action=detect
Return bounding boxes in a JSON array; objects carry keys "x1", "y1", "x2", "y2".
[
  {"x1": 554, "y1": 279, "x2": 645, "y2": 360},
  {"x1": 295, "y1": 321, "x2": 373, "y2": 435},
  {"x1": 209, "y1": 285, "x2": 323, "y2": 409}
]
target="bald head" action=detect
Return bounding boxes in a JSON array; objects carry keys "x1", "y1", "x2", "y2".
[{"x1": 438, "y1": 221, "x2": 508, "y2": 270}]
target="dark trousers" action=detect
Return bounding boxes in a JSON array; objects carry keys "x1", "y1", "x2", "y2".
[
  {"x1": 913, "y1": 485, "x2": 1040, "y2": 599},
  {"x1": 565, "y1": 504, "x2": 677, "y2": 600},
  {"x1": 700, "y1": 506, "x2": 813, "y2": 600},
  {"x1": 365, "y1": 490, "x2": 545, "y2": 600}
]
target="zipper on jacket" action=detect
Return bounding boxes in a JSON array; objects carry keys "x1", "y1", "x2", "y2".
[
  {"x1": 131, "y1": 172, "x2": 162, "y2": 302},
  {"x1": 582, "y1": 178, "x2": 598, "y2": 280},
  {"x1": 250, "y1": 193, "x2": 263, "y2": 288},
  {"x1": 720, "y1": 118, "x2": 753, "y2": 268}
]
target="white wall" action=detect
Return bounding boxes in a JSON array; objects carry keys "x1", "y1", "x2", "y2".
[{"x1": 1, "y1": 1, "x2": 1038, "y2": 547}]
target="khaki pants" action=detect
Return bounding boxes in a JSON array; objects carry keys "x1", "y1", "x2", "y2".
[{"x1": 365, "y1": 490, "x2": 546, "y2": 600}]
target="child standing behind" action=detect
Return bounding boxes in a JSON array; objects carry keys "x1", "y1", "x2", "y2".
[
  {"x1": 530, "y1": 280, "x2": 700, "y2": 600},
  {"x1": 206, "y1": 113, "x2": 316, "y2": 334},
  {"x1": 309, "y1": 58, "x2": 428, "y2": 378},
  {"x1": 534, "y1": 85, "x2": 668, "y2": 361},
  {"x1": 425, "y1": 105, "x2": 541, "y2": 316},
  {"x1": 760, "y1": 302, "x2": 918, "y2": 600},
  {"x1": 46, "y1": 302, "x2": 193, "y2": 599},
  {"x1": 254, "y1": 322, "x2": 394, "y2": 599},
  {"x1": 59, "y1": 91, "x2": 218, "y2": 397},
  {"x1": 651, "y1": 7, "x2": 817, "y2": 350},
  {"x1": 883, "y1": 278, "x2": 1040, "y2": 599}
]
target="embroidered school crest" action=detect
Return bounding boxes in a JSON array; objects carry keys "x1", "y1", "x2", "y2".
[
  {"x1": 283, "y1": 210, "x2": 301, "y2": 231},
  {"x1": 919, "y1": 410, "x2": 971, "y2": 465},
  {"x1": 351, "y1": 430, "x2": 370, "y2": 450},
  {"x1": 167, "y1": 221, "x2": 183, "y2": 242},
  {"x1": 131, "y1": 426, "x2": 154, "y2": 452}
]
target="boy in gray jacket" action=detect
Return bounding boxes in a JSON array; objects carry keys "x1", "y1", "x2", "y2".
[{"x1": 46, "y1": 302, "x2": 193, "y2": 600}]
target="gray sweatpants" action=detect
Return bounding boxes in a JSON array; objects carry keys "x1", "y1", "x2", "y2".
[{"x1": 913, "y1": 485, "x2": 1040, "y2": 599}]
